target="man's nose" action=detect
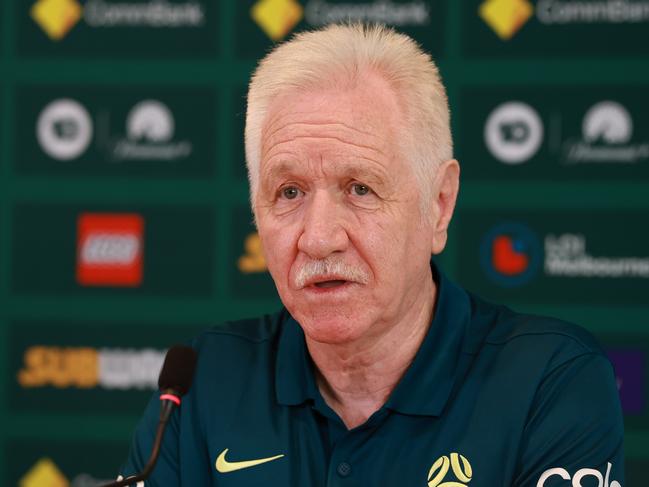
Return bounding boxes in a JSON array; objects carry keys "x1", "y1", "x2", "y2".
[{"x1": 297, "y1": 190, "x2": 349, "y2": 259}]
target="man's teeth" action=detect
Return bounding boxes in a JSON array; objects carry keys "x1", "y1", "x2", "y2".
[{"x1": 314, "y1": 280, "x2": 346, "y2": 288}]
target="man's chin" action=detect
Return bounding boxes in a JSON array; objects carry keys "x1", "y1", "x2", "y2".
[{"x1": 296, "y1": 314, "x2": 369, "y2": 346}]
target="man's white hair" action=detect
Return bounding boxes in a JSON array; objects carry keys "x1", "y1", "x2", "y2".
[{"x1": 245, "y1": 23, "x2": 452, "y2": 216}]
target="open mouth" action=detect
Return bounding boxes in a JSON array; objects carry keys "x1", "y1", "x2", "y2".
[{"x1": 313, "y1": 280, "x2": 347, "y2": 288}]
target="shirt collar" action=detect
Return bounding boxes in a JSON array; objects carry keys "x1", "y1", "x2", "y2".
[{"x1": 275, "y1": 260, "x2": 474, "y2": 416}]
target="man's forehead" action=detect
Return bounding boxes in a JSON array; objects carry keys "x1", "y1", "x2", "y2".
[
  {"x1": 264, "y1": 93, "x2": 389, "y2": 138},
  {"x1": 262, "y1": 71, "x2": 404, "y2": 139}
]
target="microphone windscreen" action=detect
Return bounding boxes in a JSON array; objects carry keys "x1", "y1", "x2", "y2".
[{"x1": 158, "y1": 345, "x2": 197, "y2": 396}]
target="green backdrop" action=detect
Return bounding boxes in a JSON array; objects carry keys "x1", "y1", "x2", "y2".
[{"x1": 1, "y1": 0, "x2": 648, "y2": 485}]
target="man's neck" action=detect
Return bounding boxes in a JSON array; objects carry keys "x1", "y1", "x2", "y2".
[{"x1": 305, "y1": 275, "x2": 436, "y2": 430}]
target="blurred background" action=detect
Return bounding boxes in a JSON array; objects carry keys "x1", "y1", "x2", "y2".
[{"x1": 1, "y1": 0, "x2": 647, "y2": 485}]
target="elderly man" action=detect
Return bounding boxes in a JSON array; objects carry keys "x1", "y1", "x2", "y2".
[{"x1": 120, "y1": 24, "x2": 624, "y2": 486}]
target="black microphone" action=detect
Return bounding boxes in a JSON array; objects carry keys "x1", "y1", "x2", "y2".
[{"x1": 100, "y1": 345, "x2": 197, "y2": 487}]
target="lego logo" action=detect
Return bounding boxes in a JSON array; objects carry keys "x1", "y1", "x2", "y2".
[
  {"x1": 81, "y1": 233, "x2": 139, "y2": 265},
  {"x1": 76, "y1": 213, "x2": 144, "y2": 287},
  {"x1": 428, "y1": 453, "x2": 472, "y2": 487}
]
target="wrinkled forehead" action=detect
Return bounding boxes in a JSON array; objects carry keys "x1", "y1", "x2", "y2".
[{"x1": 259, "y1": 76, "x2": 406, "y2": 170}]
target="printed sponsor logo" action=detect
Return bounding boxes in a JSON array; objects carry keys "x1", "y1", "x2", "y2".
[
  {"x1": 112, "y1": 99, "x2": 193, "y2": 161},
  {"x1": 482, "y1": 223, "x2": 649, "y2": 287},
  {"x1": 20, "y1": 458, "x2": 69, "y2": 487},
  {"x1": 484, "y1": 101, "x2": 544, "y2": 164},
  {"x1": 37, "y1": 99, "x2": 93, "y2": 160},
  {"x1": 607, "y1": 350, "x2": 645, "y2": 415},
  {"x1": 31, "y1": 0, "x2": 205, "y2": 41},
  {"x1": 35, "y1": 97, "x2": 196, "y2": 165},
  {"x1": 564, "y1": 100, "x2": 649, "y2": 164},
  {"x1": 544, "y1": 233, "x2": 649, "y2": 278},
  {"x1": 427, "y1": 453, "x2": 473, "y2": 487},
  {"x1": 251, "y1": 0, "x2": 303, "y2": 41},
  {"x1": 303, "y1": 0, "x2": 431, "y2": 26},
  {"x1": 30, "y1": 0, "x2": 83, "y2": 41},
  {"x1": 251, "y1": 0, "x2": 432, "y2": 41},
  {"x1": 20, "y1": 457, "x2": 122, "y2": 487},
  {"x1": 479, "y1": 0, "x2": 534, "y2": 40},
  {"x1": 238, "y1": 232, "x2": 267, "y2": 273},
  {"x1": 481, "y1": 0, "x2": 649, "y2": 40},
  {"x1": 480, "y1": 96, "x2": 649, "y2": 170},
  {"x1": 480, "y1": 222, "x2": 543, "y2": 286},
  {"x1": 536, "y1": 462, "x2": 621, "y2": 487},
  {"x1": 76, "y1": 213, "x2": 144, "y2": 287},
  {"x1": 537, "y1": 0, "x2": 649, "y2": 25},
  {"x1": 17, "y1": 345, "x2": 165, "y2": 390}
]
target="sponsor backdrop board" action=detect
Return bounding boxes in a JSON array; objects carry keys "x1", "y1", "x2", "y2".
[
  {"x1": 0, "y1": 0, "x2": 648, "y2": 484},
  {"x1": 7, "y1": 439, "x2": 132, "y2": 486},
  {"x1": 15, "y1": 85, "x2": 218, "y2": 178},
  {"x1": 458, "y1": 86, "x2": 649, "y2": 181},
  {"x1": 9, "y1": 321, "x2": 206, "y2": 414},
  {"x1": 464, "y1": 0, "x2": 649, "y2": 57},
  {"x1": 17, "y1": 0, "x2": 220, "y2": 57},
  {"x1": 457, "y1": 210, "x2": 649, "y2": 304}
]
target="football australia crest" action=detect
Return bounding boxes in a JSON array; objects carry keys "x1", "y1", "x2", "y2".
[{"x1": 428, "y1": 452, "x2": 473, "y2": 487}]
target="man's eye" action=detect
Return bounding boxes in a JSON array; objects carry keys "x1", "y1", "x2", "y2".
[
  {"x1": 281, "y1": 186, "x2": 300, "y2": 200},
  {"x1": 351, "y1": 183, "x2": 371, "y2": 196}
]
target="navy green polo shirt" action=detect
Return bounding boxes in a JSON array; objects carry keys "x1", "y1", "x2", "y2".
[{"x1": 120, "y1": 265, "x2": 624, "y2": 486}]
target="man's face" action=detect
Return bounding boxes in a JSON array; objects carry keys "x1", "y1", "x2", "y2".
[{"x1": 255, "y1": 73, "x2": 440, "y2": 345}]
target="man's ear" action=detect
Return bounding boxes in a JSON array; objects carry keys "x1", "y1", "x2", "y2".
[{"x1": 430, "y1": 159, "x2": 460, "y2": 255}]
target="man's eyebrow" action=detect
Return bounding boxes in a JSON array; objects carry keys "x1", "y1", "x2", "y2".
[
  {"x1": 336, "y1": 158, "x2": 392, "y2": 185},
  {"x1": 261, "y1": 162, "x2": 297, "y2": 183},
  {"x1": 261, "y1": 159, "x2": 390, "y2": 186}
]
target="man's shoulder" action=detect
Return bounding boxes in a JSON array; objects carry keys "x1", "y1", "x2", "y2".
[{"x1": 469, "y1": 294, "x2": 607, "y2": 370}]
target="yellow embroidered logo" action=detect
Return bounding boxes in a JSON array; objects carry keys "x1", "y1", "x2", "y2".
[
  {"x1": 479, "y1": 0, "x2": 534, "y2": 41},
  {"x1": 251, "y1": 0, "x2": 303, "y2": 42},
  {"x1": 427, "y1": 452, "x2": 473, "y2": 487},
  {"x1": 215, "y1": 448, "x2": 285, "y2": 473},
  {"x1": 19, "y1": 458, "x2": 69, "y2": 487},
  {"x1": 30, "y1": 0, "x2": 83, "y2": 41}
]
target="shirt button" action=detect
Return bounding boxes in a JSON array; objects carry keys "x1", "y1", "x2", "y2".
[{"x1": 337, "y1": 462, "x2": 352, "y2": 477}]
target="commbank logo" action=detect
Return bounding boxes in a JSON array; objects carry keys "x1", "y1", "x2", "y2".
[
  {"x1": 20, "y1": 458, "x2": 68, "y2": 487},
  {"x1": 31, "y1": 0, "x2": 206, "y2": 41},
  {"x1": 251, "y1": 0, "x2": 304, "y2": 41},
  {"x1": 76, "y1": 213, "x2": 144, "y2": 287},
  {"x1": 30, "y1": 0, "x2": 83, "y2": 41},
  {"x1": 480, "y1": 222, "x2": 542, "y2": 287},
  {"x1": 479, "y1": 0, "x2": 534, "y2": 40},
  {"x1": 427, "y1": 453, "x2": 472, "y2": 487}
]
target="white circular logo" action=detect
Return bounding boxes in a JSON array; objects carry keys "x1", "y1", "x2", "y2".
[
  {"x1": 126, "y1": 100, "x2": 174, "y2": 142},
  {"x1": 582, "y1": 101, "x2": 632, "y2": 144},
  {"x1": 484, "y1": 101, "x2": 544, "y2": 164},
  {"x1": 37, "y1": 99, "x2": 93, "y2": 160}
]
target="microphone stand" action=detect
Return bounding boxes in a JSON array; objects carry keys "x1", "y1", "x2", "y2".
[{"x1": 99, "y1": 399, "x2": 176, "y2": 487}]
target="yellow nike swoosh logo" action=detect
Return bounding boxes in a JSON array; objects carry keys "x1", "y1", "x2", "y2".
[{"x1": 215, "y1": 448, "x2": 285, "y2": 473}]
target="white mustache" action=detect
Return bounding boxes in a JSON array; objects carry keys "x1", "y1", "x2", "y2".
[{"x1": 294, "y1": 258, "x2": 370, "y2": 288}]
